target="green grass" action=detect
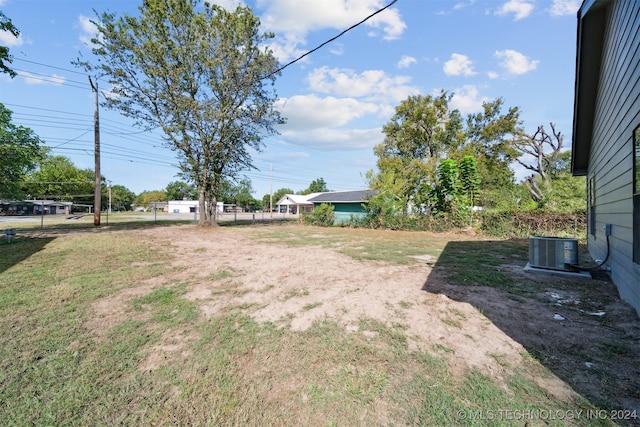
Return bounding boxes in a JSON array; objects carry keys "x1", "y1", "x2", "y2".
[
  {"x1": 0, "y1": 225, "x2": 613, "y2": 426},
  {"x1": 254, "y1": 226, "x2": 447, "y2": 264}
]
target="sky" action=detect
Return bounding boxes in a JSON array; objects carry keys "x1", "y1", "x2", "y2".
[{"x1": 0, "y1": 0, "x2": 582, "y2": 199}]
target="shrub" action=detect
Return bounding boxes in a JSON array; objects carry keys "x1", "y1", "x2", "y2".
[
  {"x1": 479, "y1": 210, "x2": 586, "y2": 240},
  {"x1": 302, "y1": 203, "x2": 335, "y2": 227}
]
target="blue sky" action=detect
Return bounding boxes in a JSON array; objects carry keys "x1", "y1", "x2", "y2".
[{"x1": 1, "y1": 0, "x2": 581, "y2": 199}]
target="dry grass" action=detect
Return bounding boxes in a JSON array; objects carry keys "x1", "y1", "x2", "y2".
[{"x1": 0, "y1": 224, "x2": 626, "y2": 426}]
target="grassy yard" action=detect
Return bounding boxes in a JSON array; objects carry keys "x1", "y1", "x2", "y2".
[{"x1": 0, "y1": 222, "x2": 623, "y2": 426}]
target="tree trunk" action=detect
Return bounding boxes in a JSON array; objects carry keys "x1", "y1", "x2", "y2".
[
  {"x1": 198, "y1": 187, "x2": 208, "y2": 226},
  {"x1": 524, "y1": 175, "x2": 544, "y2": 202}
]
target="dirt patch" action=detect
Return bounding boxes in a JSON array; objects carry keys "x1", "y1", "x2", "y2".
[
  {"x1": 88, "y1": 224, "x2": 640, "y2": 421},
  {"x1": 426, "y1": 257, "x2": 640, "y2": 418},
  {"x1": 86, "y1": 284, "x2": 156, "y2": 337}
]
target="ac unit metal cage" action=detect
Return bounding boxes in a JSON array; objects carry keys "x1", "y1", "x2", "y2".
[{"x1": 528, "y1": 236, "x2": 579, "y2": 271}]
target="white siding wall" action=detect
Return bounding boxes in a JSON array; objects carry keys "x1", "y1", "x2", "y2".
[{"x1": 589, "y1": 0, "x2": 640, "y2": 311}]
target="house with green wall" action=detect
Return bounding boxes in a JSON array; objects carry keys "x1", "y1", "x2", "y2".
[{"x1": 308, "y1": 190, "x2": 377, "y2": 224}]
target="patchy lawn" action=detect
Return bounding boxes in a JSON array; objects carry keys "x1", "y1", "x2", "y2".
[{"x1": 1, "y1": 223, "x2": 638, "y2": 426}]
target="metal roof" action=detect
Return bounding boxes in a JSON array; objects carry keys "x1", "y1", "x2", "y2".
[{"x1": 308, "y1": 190, "x2": 377, "y2": 203}]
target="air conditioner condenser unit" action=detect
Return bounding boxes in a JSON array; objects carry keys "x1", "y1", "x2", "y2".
[{"x1": 528, "y1": 236, "x2": 579, "y2": 271}]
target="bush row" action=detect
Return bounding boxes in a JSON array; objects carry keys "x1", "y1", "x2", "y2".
[{"x1": 320, "y1": 209, "x2": 587, "y2": 241}]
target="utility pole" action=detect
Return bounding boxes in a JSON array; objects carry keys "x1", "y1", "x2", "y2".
[
  {"x1": 108, "y1": 180, "x2": 112, "y2": 213},
  {"x1": 269, "y1": 164, "x2": 273, "y2": 218},
  {"x1": 89, "y1": 76, "x2": 101, "y2": 226}
]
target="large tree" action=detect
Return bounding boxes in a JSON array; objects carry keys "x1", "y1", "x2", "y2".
[
  {"x1": 76, "y1": 0, "x2": 284, "y2": 225},
  {"x1": 263, "y1": 187, "x2": 293, "y2": 211},
  {"x1": 165, "y1": 180, "x2": 197, "y2": 201},
  {"x1": 368, "y1": 94, "x2": 522, "y2": 218},
  {"x1": 219, "y1": 177, "x2": 259, "y2": 211},
  {"x1": 107, "y1": 184, "x2": 136, "y2": 211},
  {"x1": 21, "y1": 155, "x2": 95, "y2": 203},
  {"x1": 370, "y1": 92, "x2": 464, "y2": 215},
  {"x1": 299, "y1": 177, "x2": 329, "y2": 195},
  {"x1": 380, "y1": 91, "x2": 463, "y2": 161},
  {"x1": 462, "y1": 98, "x2": 521, "y2": 194},
  {"x1": 1, "y1": 11, "x2": 19, "y2": 78},
  {"x1": 134, "y1": 190, "x2": 167, "y2": 209},
  {"x1": 0, "y1": 104, "x2": 44, "y2": 199}
]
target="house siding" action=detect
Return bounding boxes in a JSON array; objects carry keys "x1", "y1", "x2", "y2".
[
  {"x1": 332, "y1": 202, "x2": 366, "y2": 224},
  {"x1": 587, "y1": 0, "x2": 640, "y2": 312}
]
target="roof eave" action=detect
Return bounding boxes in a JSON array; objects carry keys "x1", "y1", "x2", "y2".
[{"x1": 571, "y1": 0, "x2": 610, "y2": 176}]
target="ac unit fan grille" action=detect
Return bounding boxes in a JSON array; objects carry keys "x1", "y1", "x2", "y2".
[{"x1": 528, "y1": 237, "x2": 578, "y2": 271}]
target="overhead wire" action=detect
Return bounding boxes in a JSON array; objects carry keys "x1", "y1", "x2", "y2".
[
  {"x1": 266, "y1": 0, "x2": 399, "y2": 77},
  {"x1": 5, "y1": 0, "x2": 399, "y2": 191}
]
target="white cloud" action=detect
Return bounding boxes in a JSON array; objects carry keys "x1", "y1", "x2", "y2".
[
  {"x1": 436, "y1": 0, "x2": 475, "y2": 15},
  {"x1": 495, "y1": 0, "x2": 534, "y2": 20},
  {"x1": 329, "y1": 43, "x2": 344, "y2": 56},
  {"x1": 281, "y1": 126, "x2": 384, "y2": 151},
  {"x1": 19, "y1": 71, "x2": 66, "y2": 86},
  {"x1": 306, "y1": 66, "x2": 420, "y2": 103},
  {"x1": 0, "y1": 30, "x2": 23, "y2": 47},
  {"x1": 276, "y1": 94, "x2": 381, "y2": 129},
  {"x1": 272, "y1": 94, "x2": 388, "y2": 150},
  {"x1": 443, "y1": 53, "x2": 476, "y2": 77},
  {"x1": 257, "y1": 0, "x2": 406, "y2": 62},
  {"x1": 397, "y1": 55, "x2": 416, "y2": 69},
  {"x1": 454, "y1": 0, "x2": 476, "y2": 11},
  {"x1": 494, "y1": 49, "x2": 538, "y2": 75},
  {"x1": 77, "y1": 15, "x2": 99, "y2": 46},
  {"x1": 211, "y1": 0, "x2": 245, "y2": 10},
  {"x1": 449, "y1": 85, "x2": 488, "y2": 114},
  {"x1": 549, "y1": 0, "x2": 581, "y2": 16}
]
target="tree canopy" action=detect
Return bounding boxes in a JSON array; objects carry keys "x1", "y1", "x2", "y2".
[
  {"x1": 0, "y1": 104, "x2": 45, "y2": 200},
  {"x1": 107, "y1": 184, "x2": 136, "y2": 211},
  {"x1": 367, "y1": 92, "x2": 522, "y2": 224},
  {"x1": 76, "y1": 0, "x2": 284, "y2": 225},
  {"x1": 0, "y1": 11, "x2": 19, "y2": 78},
  {"x1": 21, "y1": 155, "x2": 95, "y2": 203},
  {"x1": 219, "y1": 177, "x2": 259, "y2": 211},
  {"x1": 134, "y1": 190, "x2": 167, "y2": 209},
  {"x1": 165, "y1": 180, "x2": 197, "y2": 201},
  {"x1": 299, "y1": 177, "x2": 329, "y2": 195}
]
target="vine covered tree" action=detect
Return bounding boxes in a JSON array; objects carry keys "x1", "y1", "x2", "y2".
[
  {"x1": 75, "y1": 0, "x2": 284, "y2": 225},
  {"x1": 458, "y1": 155, "x2": 480, "y2": 207}
]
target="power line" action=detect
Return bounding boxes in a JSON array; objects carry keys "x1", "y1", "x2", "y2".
[
  {"x1": 267, "y1": 0, "x2": 399, "y2": 77},
  {"x1": 13, "y1": 70, "x2": 89, "y2": 90},
  {"x1": 12, "y1": 57, "x2": 88, "y2": 76}
]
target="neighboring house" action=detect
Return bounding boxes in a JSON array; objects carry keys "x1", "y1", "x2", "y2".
[
  {"x1": 274, "y1": 193, "x2": 322, "y2": 214},
  {"x1": 167, "y1": 200, "x2": 223, "y2": 214},
  {"x1": 308, "y1": 190, "x2": 377, "y2": 224},
  {"x1": 571, "y1": 0, "x2": 640, "y2": 314},
  {"x1": 150, "y1": 202, "x2": 168, "y2": 212},
  {"x1": 0, "y1": 200, "x2": 72, "y2": 215}
]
